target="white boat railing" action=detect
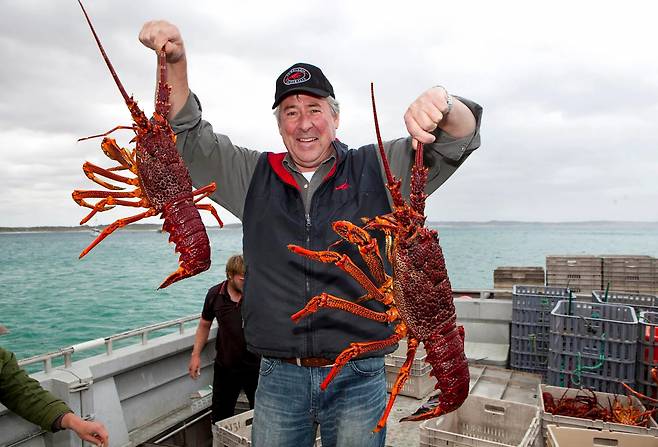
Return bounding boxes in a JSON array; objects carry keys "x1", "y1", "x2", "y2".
[{"x1": 18, "y1": 314, "x2": 201, "y2": 373}]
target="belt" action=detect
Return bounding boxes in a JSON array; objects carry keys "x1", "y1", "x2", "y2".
[{"x1": 282, "y1": 357, "x2": 335, "y2": 367}]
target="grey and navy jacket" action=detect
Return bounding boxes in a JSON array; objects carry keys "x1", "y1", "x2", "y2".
[{"x1": 171, "y1": 92, "x2": 482, "y2": 359}]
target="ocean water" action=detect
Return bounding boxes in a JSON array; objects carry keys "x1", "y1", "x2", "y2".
[{"x1": 1, "y1": 222, "x2": 657, "y2": 361}]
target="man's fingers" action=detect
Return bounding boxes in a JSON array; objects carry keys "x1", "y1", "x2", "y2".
[
  {"x1": 404, "y1": 111, "x2": 437, "y2": 144},
  {"x1": 80, "y1": 433, "x2": 102, "y2": 446},
  {"x1": 138, "y1": 21, "x2": 182, "y2": 57},
  {"x1": 415, "y1": 108, "x2": 443, "y2": 133}
]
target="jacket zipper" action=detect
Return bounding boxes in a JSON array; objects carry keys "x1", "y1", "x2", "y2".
[{"x1": 304, "y1": 212, "x2": 312, "y2": 355}]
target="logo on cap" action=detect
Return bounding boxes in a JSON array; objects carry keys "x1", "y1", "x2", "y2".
[{"x1": 283, "y1": 67, "x2": 311, "y2": 85}]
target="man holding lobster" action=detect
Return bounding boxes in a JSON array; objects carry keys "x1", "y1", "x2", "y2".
[{"x1": 140, "y1": 21, "x2": 481, "y2": 447}]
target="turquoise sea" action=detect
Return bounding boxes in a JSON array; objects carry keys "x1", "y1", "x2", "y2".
[{"x1": 1, "y1": 222, "x2": 657, "y2": 361}]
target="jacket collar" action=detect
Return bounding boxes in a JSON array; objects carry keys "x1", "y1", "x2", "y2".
[{"x1": 267, "y1": 139, "x2": 348, "y2": 189}]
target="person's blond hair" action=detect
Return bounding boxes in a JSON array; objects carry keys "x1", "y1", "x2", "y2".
[{"x1": 226, "y1": 254, "x2": 245, "y2": 278}]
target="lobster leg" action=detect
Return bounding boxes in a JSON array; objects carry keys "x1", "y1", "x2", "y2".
[
  {"x1": 82, "y1": 161, "x2": 138, "y2": 190},
  {"x1": 79, "y1": 196, "x2": 149, "y2": 225},
  {"x1": 192, "y1": 182, "x2": 217, "y2": 200},
  {"x1": 72, "y1": 190, "x2": 147, "y2": 224},
  {"x1": 100, "y1": 138, "x2": 136, "y2": 171},
  {"x1": 332, "y1": 221, "x2": 387, "y2": 285},
  {"x1": 195, "y1": 204, "x2": 224, "y2": 227},
  {"x1": 288, "y1": 245, "x2": 387, "y2": 303},
  {"x1": 79, "y1": 199, "x2": 144, "y2": 225},
  {"x1": 621, "y1": 382, "x2": 658, "y2": 405},
  {"x1": 321, "y1": 328, "x2": 405, "y2": 391},
  {"x1": 80, "y1": 209, "x2": 157, "y2": 258},
  {"x1": 191, "y1": 182, "x2": 223, "y2": 227},
  {"x1": 375, "y1": 335, "x2": 418, "y2": 432},
  {"x1": 291, "y1": 292, "x2": 396, "y2": 323},
  {"x1": 72, "y1": 189, "x2": 141, "y2": 207}
]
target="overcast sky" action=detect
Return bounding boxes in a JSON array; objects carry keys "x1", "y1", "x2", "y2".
[{"x1": 1, "y1": 0, "x2": 657, "y2": 227}]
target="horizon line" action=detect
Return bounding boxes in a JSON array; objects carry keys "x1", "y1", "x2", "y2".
[{"x1": 2, "y1": 220, "x2": 658, "y2": 230}]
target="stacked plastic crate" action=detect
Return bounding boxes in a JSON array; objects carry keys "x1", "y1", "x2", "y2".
[
  {"x1": 511, "y1": 286, "x2": 572, "y2": 377},
  {"x1": 548, "y1": 300, "x2": 638, "y2": 394},
  {"x1": 546, "y1": 255, "x2": 602, "y2": 294},
  {"x1": 593, "y1": 290, "x2": 658, "y2": 314},
  {"x1": 494, "y1": 267, "x2": 545, "y2": 289},
  {"x1": 593, "y1": 290, "x2": 658, "y2": 401},
  {"x1": 602, "y1": 255, "x2": 656, "y2": 295}
]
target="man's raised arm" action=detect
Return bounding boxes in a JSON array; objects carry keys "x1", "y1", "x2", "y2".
[{"x1": 139, "y1": 20, "x2": 189, "y2": 119}]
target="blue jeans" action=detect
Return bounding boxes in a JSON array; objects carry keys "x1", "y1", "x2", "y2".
[{"x1": 252, "y1": 356, "x2": 387, "y2": 447}]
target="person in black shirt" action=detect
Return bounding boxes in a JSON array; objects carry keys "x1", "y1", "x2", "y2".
[{"x1": 188, "y1": 254, "x2": 260, "y2": 422}]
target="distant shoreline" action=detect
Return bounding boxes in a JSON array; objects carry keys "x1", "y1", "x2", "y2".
[
  {"x1": 1, "y1": 221, "x2": 656, "y2": 233},
  {"x1": 0, "y1": 223, "x2": 242, "y2": 233}
]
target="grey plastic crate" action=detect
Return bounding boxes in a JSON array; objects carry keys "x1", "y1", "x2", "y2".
[
  {"x1": 550, "y1": 300, "x2": 637, "y2": 347},
  {"x1": 548, "y1": 300, "x2": 638, "y2": 394},
  {"x1": 512, "y1": 308, "x2": 549, "y2": 326},
  {"x1": 512, "y1": 322, "x2": 551, "y2": 340},
  {"x1": 510, "y1": 328, "x2": 549, "y2": 377},
  {"x1": 512, "y1": 287, "x2": 573, "y2": 335},
  {"x1": 513, "y1": 286, "x2": 571, "y2": 311},
  {"x1": 546, "y1": 367, "x2": 634, "y2": 395},
  {"x1": 593, "y1": 290, "x2": 658, "y2": 314},
  {"x1": 510, "y1": 350, "x2": 548, "y2": 371},
  {"x1": 511, "y1": 335, "x2": 550, "y2": 354},
  {"x1": 550, "y1": 331, "x2": 637, "y2": 362},
  {"x1": 548, "y1": 351, "x2": 636, "y2": 381},
  {"x1": 638, "y1": 311, "x2": 658, "y2": 402}
]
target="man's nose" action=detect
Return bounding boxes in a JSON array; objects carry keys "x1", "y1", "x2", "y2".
[{"x1": 299, "y1": 112, "x2": 314, "y2": 131}]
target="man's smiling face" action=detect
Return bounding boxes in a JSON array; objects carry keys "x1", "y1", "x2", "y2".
[{"x1": 278, "y1": 93, "x2": 339, "y2": 172}]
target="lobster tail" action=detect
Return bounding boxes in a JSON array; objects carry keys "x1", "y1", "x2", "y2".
[
  {"x1": 401, "y1": 324, "x2": 469, "y2": 422},
  {"x1": 159, "y1": 196, "x2": 211, "y2": 289}
]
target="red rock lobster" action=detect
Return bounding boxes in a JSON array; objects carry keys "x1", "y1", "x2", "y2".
[
  {"x1": 288, "y1": 85, "x2": 469, "y2": 431},
  {"x1": 72, "y1": 1, "x2": 222, "y2": 289},
  {"x1": 543, "y1": 386, "x2": 658, "y2": 427}
]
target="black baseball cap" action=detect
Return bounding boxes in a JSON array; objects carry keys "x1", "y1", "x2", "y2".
[{"x1": 272, "y1": 63, "x2": 335, "y2": 109}]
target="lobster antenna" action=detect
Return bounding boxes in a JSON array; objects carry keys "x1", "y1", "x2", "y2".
[
  {"x1": 370, "y1": 83, "x2": 395, "y2": 187},
  {"x1": 77, "y1": 0, "x2": 132, "y2": 106}
]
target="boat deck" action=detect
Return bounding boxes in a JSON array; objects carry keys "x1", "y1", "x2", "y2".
[{"x1": 0, "y1": 298, "x2": 528, "y2": 447}]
